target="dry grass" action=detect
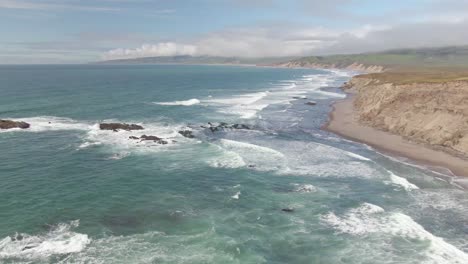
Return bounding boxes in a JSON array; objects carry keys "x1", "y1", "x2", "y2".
[{"x1": 356, "y1": 67, "x2": 468, "y2": 84}]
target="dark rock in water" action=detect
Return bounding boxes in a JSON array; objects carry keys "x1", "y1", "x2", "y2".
[
  {"x1": 178, "y1": 130, "x2": 195, "y2": 138},
  {"x1": 11, "y1": 234, "x2": 24, "y2": 241},
  {"x1": 140, "y1": 135, "x2": 168, "y2": 145},
  {"x1": 0, "y1": 119, "x2": 30, "y2": 129},
  {"x1": 248, "y1": 164, "x2": 256, "y2": 168},
  {"x1": 281, "y1": 208, "x2": 294, "y2": 213},
  {"x1": 305, "y1": 101, "x2": 317, "y2": 106},
  {"x1": 99, "y1": 123, "x2": 144, "y2": 131},
  {"x1": 203, "y1": 122, "x2": 251, "y2": 133},
  {"x1": 232, "y1": 124, "x2": 250, "y2": 130},
  {"x1": 22, "y1": 245, "x2": 36, "y2": 251},
  {"x1": 293, "y1": 96, "x2": 307, "y2": 99},
  {"x1": 128, "y1": 135, "x2": 168, "y2": 144},
  {"x1": 140, "y1": 135, "x2": 162, "y2": 141}
]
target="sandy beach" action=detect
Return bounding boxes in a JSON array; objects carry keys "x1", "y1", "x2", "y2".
[{"x1": 324, "y1": 95, "x2": 468, "y2": 178}]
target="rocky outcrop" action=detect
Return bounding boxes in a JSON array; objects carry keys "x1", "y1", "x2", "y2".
[
  {"x1": 128, "y1": 135, "x2": 168, "y2": 144},
  {"x1": 277, "y1": 62, "x2": 385, "y2": 73},
  {"x1": 178, "y1": 130, "x2": 195, "y2": 138},
  {"x1": 0, "y1": 120, "x2": 30, "y2": 129},
  {"x1": 344, "y1": 76, "x2": 468, "y2": 157},
  {"x1": 99, "y1": 123, "x2": 144, "y2": 131},
  {"x1": 201, "y1": 122, "x2": 251, "y2": 133}
]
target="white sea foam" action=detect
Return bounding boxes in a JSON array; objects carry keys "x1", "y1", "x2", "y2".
[
  {"x1": 153, "y1": 99, "x2": 201, "y2": 106},
  {"x1": 199, "y1": 70, "x2": 350, "y2": 119},
  {"x1": 311, "y1": 90, "x2": 346, "y2": 98},
  {"x1": 82, "y1": 121, "x2": 190, "y2": 156},
  {"x1": 56, "y1": 229, "x2": 262, "y2": 264},
  {"x1": 1, "y1": 116, "x2": 193, "y2": 156},
  {"x1": 0, "y1": 116, "x2": 90, "y2": 133},
  {"x1": 385, "y1": 170, "x2": 419, "y2": 191},
  {"x1": 205, "y1": 145, "x2": 246, "y2": 168},
  {"x1": 412, "y1": 189, "x2": 468, "y2": 213},
  {"x1": 321, "y1": 203, "x2": 468, "y2": 264},
  {"x1": 0, "y1": 220, "x2": 90, "y2": 261},
  {"x1": 344, "y1": 151, "x2": 371, "y2": 161},
  {"x1": 292, "y1": 184, "x2": 317, "y2": 193},
  {"x1": 78, "y1": 141, "x2": 102, "y2": 149},
  {"x1": 209, "y1": 139, "x2": 287, "y2": 171},
  {"x1": 231, "y1": 191, "x2": 241, "y2": 200},
  {"x1": 218, "y1": 139, "x2": 285, "y2": 157},
  {"x1": 205, "y1": 91, "x2": 270, "y2": 119}
]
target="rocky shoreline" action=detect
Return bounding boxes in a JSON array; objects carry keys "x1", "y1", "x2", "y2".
[{"x1": 1, "y1": 120, "x2": 255, "y2": 146}]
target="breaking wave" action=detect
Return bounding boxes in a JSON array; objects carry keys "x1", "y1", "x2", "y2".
[
  {"x1": 0, "y1": 220, "x2": 90, "y2": 262},
  {"x1": 153, "y1": 99, "x2": 201, "y2": 106},
  {"x1": 0, "y1": 116, "x2": 90, "y2": 133},
  {"x1": 321, "y1": 203, "x2": 468, "y2": 264},
  {"x1": 385, "y1": 170, "x2": 419, "y2": 191}
]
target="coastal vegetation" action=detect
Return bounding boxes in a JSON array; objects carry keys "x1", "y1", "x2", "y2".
[{"x1": 287, "y1": 46, "x2": 468, "y2": 69}]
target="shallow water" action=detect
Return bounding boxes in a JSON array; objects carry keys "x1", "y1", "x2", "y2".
[{"x1": 0, "y1": 64, "x2": 467, "y2": 264}]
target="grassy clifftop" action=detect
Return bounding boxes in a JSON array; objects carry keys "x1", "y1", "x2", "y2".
[
  {"x1": 354, "y1": 69, "x2": 468, "y2": 85},
  {"x1": 289, "y1": 46, "x2": 468, "y2": 69}
]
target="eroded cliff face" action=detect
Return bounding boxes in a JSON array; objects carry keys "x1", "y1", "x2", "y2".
[
  {"x1": 344, "y1": 76, "x2": 468, "y2": 157},
  {"x1": 277, "y1": 62, "x2": 385, "y2": 73}
]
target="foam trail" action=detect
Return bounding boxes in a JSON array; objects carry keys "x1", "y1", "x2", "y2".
[
  {"x1": 218, "y1": 139, "x2": 285, "y2": 157},
  {"x1": 205, "y1": 145, "x2": 246, "y2": 168},
  {"x1": 153, "y1": 99, "x2": 201, "y2": 106},
  {"x1": 0, "y1": 116, "x2": 89, "y2": 133},
  {"x1": 292, "y1": 184, "x2": 317, "y2": 193},
  {"x1": 313, "y1": 142, "x2": 371, "y2": 162},
  {"x1": 206, "y1": 139, "x2": 286, "y2": 170},
  {"x1": 231, "y1": 191, "x2": 241, "y2": 200},
  {"x1": 205, "y1": 92, "x2": 270, "y2": 119},
  {"x1": 344, "y1": 151, "x2": 371, "y2": 161},
  {"x1": 0, "y1": 220, "x2": 89, "y2": 261},
  {"x1": 385, "y1": 170, "x2": 419, "y2": 191},
  {"x1": 321, "y1": 203, "x2": 468, "y2": 264}
]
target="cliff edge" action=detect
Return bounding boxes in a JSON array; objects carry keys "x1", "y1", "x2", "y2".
[{"x1": 344, "y1": 72, "x2": 468, "y2": 158}]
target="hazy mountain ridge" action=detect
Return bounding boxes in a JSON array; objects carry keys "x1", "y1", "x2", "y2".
[
  {"x1": 279, "y1": 46, "x2": 468, "y2": 70},
  {"x1": 96, "y1": 55, "x2": 297, "y2": 65}
]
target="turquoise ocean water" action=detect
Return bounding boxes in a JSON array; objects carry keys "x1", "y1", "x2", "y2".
[{"x1": 0, "y1": 64, "x2": 467, "y2": 263}]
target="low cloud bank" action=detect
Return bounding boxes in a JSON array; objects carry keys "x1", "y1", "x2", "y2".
[{"x1": 103, "y1": 19, "x2": 468, "y2": 60}]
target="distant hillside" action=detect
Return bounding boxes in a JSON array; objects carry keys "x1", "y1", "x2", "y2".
[
  {"x1": 279, "y1": 46, "x2": 468, "y2": 72},
  {"x1": 96, "y1": 55, "x2": 297, "y2": 65}
]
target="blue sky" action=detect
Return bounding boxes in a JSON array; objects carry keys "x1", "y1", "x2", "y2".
[{"x1": 1, "y1": 0, "x2": 468, "y2": 63}]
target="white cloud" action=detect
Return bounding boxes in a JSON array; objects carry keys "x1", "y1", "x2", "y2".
[
  {"x1": 103, "y1": 43, "x2": 198, "y2": 60},
  {"x1": 102, "y1": 25, "x2": 378, "y2": 60},
  {"x1": 0, "y1": 0, "x2": 119, "y2": 12}
]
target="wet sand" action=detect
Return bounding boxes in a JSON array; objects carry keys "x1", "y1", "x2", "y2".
[{"x1": 324, "y1": 95, "x2": 468, "y2": 179}]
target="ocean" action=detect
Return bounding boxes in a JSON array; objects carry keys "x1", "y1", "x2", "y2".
[{"x1": 0, "y1": 64, "x2": 467, "y2": 264}]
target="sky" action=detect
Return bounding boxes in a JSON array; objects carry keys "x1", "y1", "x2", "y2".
[{"x1": 2, "y1": 0, "x2": 468, "y2": 63}]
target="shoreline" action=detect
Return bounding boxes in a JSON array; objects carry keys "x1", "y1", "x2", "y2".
[{"x1": 324, "y1": 94, "x2": 468, "y2": 180}]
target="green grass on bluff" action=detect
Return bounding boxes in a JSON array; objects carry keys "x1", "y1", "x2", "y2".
[
  {"x1": 292, "y1": 46, "x2": 468, "y2": 84},
  {"x1": 293, "y1": 46, "x2": 468, "y2": 69},
  {"x1": 355, "y1": 69, "x2": 468, "y2": 85}
]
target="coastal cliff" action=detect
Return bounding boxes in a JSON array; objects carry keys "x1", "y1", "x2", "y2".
[
  {"x1": 277, "y1": 61, "x2": 385, "y2": 73},
  {"x1": 344, "y1": 74, "x2": 468, "y2": 157}
]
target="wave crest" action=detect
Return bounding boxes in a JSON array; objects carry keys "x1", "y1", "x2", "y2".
[
  {"x1": 0, "y1": 220, "x2": 90, "y2": 261},
  {"x1": 153, "y1": 99, "x2": 200, "y2": 106}
]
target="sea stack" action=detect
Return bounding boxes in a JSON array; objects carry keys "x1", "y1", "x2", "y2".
[
  {"x1": 0, "y1": 119, "x2": 30, "y2": 129},
  {"x1": 99, "y1": 123, "x2": 144, "y2": 131}
]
